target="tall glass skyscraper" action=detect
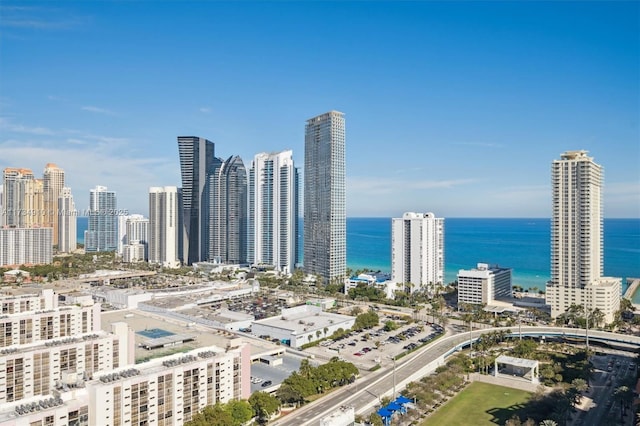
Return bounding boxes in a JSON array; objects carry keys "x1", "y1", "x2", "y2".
[
  {"x1": 546, "y1": 150, "x2": 620, "y2": 323},
  {"x1": 85, "y1": 185, "x2": 117, "y2": 252},
  {"x1": 303, "y1": 111, "x2": 346, "y2": 284},
  {"x1": 248, "y1": 150, "x2": 299, "y2": 273},
  {"x1": 177, "y1": 136, "x2": 218, "y2": 264},
  {"x1": 208, "y1": 155, "x2": 248, "y2": 264}
]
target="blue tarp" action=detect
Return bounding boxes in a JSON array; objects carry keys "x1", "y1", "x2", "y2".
[
  {"x1": 377, "y1": 408, "x2": 392, "y2": 418},
  {"x1": 394, "y1": 395, "x2": 412, "y2": 405},
  {"x1": 387, "y1": 402, "x2": 402, "y2": 412}
]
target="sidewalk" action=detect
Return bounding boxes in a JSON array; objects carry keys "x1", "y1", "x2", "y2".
[{"x1": 468, "y1": 373, "x2": 545, "y2": 393}]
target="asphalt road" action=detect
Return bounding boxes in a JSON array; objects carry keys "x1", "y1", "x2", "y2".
[{"x1": 272, "y1": 326, "x2": 640, "y2": 426}]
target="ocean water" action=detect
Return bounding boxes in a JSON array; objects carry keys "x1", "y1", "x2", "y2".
[
  {"x1": 77, "y1": 216, "x2": 88, "y2": 244},
  {"x1": 346, "y1": 218, "x2": 640, "y2": 292},
  {"x1": 78, "y1": 216, "x2": 640, "y2": 292}
]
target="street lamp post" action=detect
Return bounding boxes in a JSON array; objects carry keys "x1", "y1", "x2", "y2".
[
  {"x1": 392, "y1": 357, "x2": 396, "y2": 400},
  {"x1": 518, "y1": 312, "x2": 522, "y2": 341},
  {"x1": 585, "y1": 307, "x2": 590, "y2": 352}
]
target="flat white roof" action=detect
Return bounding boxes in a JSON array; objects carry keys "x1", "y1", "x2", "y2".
[
  {"x1": 253, "y1": 306, "x2": 353, "y2": 335},
  {"x1": 495, "y1": 355, "x2": 538, "y2": 368}
]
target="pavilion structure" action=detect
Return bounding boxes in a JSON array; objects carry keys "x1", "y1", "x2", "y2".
[{"x1": 494, "y1": 354, "x2": 539, "y2": 384}]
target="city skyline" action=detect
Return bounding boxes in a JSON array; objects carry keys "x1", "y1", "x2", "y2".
[{"x1": 0, "y1": 2, "x2": 638, "y2": 218}]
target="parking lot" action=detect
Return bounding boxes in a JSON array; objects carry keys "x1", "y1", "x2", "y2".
[
  {"x1": 308, "y1": 318, "x2": 444, "y2": 369},
  {"x1": 225, "y1": 295, "x2": 291, "y2": 320},
  {"x1": 249, "y1": 354, "x2": 314, "y2": 393}
]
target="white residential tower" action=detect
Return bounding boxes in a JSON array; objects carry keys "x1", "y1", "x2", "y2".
[
  {"x1": 546, "y1": 150, "x2": 620, "y2": 323},
  {"x1": 391, "y1": 212, "x2": 445, "y2": 293},
  {"x1": 248, "y1": 150, "x2": 299, "y2": 273}
]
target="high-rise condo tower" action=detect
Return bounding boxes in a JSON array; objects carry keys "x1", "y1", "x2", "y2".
[
  {"x1": 391, "y1": 212, "x2": 445, "y2": 294},
  {"x1": 85, "y1": 185, "x2": 117, "y2": 252},
  {"x1": 57, "y1": 187, "x2": 77, "y2": 253},
  {"x1": 177, "y1": 136, "x2": 219, "y2": 264},
  {"x1": 303, "y1": 111, "x2": 346, "y2": 284},
  {"x1": 546, "y1": 150, "x2": 620, "y2": 323},
  {"x1": 149, "y1": 186, "x2": 180, "y2": 268},
  {"x1": 248, "y1": 150, "x2": 299, "y2": 273},
  {"x1": 208, "y1": 156, "x2": 247, "y2": 264},
  {"x1": 43, "y1": 163, "x2": 65, "y2": 245}
]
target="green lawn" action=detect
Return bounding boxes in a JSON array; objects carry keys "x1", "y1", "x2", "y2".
[{"x1": 422, "y1": 382, "x2": 532, "y2": 426}]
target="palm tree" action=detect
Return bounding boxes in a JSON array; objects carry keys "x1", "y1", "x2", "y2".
[
  {"x1": 590, "y1": 308, "x2": 605, "y2": 329},
  {"x1": 461, "y1": 311, "x2": 474, "y2": 350},
  {"x1": 432, "y1": 295, "x2": 445, "y2": 325},
  {"x1": 614, "y1": 385, "x2": 631, "y2": 421},
  {"x1": 621, "y1": 298, "x2": 634, "y2": 313},
  {"x1": 571, "y1": 378, "x2": 588, "y2": 395},
  {"x1": 539, "y1": 420, "x2": 558, "y2": 426}
]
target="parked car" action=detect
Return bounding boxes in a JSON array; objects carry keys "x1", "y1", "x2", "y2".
[{"x1": 262, "y1": 380, "x2": 272, "y2": 387}]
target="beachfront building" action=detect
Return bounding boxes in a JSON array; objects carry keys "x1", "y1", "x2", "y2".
[
  {"x1": 58, "y1": 187, "x2": 77, "y2": 253},
  {"x1": 545, "y1": 150, "x2": 621, "y2": 324},
  {"x1": 457, "y1": 263, "x2": 512, "y2": 306},
  {"x1": 391, "y1": 212, "x2": 445, "y2": 294},
  {"x1": 0, "y1": 227, "x2": 53, "y2": 267},
  {"x1": 117, "y1": 214, "x2": 149, "y2": 260},
  {"x1": 209, "y1": 155, "x2": 248, "y2": 264},
  {"x1": 85, "y1": 185, "x2": 118, "y2": 252},
  {"x1": 251, "y1": 305, "x2": 355, "y2": 348},
  {"x1": 148, "y1": 186, "x2": 181, "y2": 268},
  {"x1": 2, "y1": 168, "x2": 35, "y2": 227},
  {"x1": 303, "y1": 111, "x2": 346, "y2": 284},
  {"x1": 118, "y1": 215, "x2": 149, "y2": 263},
  {"x1": 248, "y1": 150, "x2": 299, "y2": 274},
  {"x1": 178, "y1": 136, "x2": 218, "y2": 264},
  {"x1": 23, "y1": 177, "x2": 45, "y2": 228},
  {"x1": 345, "y1": 273, "x2": 403, "y2": 300},
  {"x1": 43, "y1": 163, "x2": 65, "y2": 246}
]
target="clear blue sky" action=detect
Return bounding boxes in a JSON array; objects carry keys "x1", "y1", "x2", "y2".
[{"x1": 1, "y1": 1, "x2": 638, "y2": 218}]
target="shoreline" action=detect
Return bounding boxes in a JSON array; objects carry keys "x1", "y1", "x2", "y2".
[{"x1": 347, "y1": 263, "x2": 551, "y2": 292}]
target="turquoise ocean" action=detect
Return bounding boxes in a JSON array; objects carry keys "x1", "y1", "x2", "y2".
[
  {"x1": 77, "y1": 217, "x2": 640, "y2": 296},
  {"x1": 345, "y1": 218, "x2": 640, "y2": 296}
]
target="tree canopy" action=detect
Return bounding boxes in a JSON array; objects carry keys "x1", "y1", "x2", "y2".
[{"x1": 249, "y1": 391, "x2": 280, "y2": 423}]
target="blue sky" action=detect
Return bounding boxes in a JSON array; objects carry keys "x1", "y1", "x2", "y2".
[{"x1": 1, "y1": 1, "x2": 638, "y2": 218}]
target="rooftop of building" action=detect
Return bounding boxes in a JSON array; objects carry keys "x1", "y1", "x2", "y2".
[
  {"x1": 253, "y1": 305, "x2": 354, "y2": 334},
  {"x1": 1, "y1": 331, "x2": 114, "y2": 356},
  {"x1": 0, "y1": 286, "x2": 43, "y2": 298},
  {"x1": 176, "y1": 307, "x2": 254, "y2": 324},
  {"x1": 138, "y1": 280, "x2": 259, "y2": 309},
  {"x1": 496, "y1": 354, "x2": 539, "y2": 368},
  {"x1": 101, "y1": 309, "x2": 273, "y2": 361},
  {"x1": 458, "y1": 263, "x2": 512, "y2": 275},
  {"x1": 0, "y1": 343, "x2": 240, "y2": 424}
]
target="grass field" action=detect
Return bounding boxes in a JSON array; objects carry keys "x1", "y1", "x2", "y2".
[{"x1": 422, "y1": 382, "x2": 532, "y2": 425}]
